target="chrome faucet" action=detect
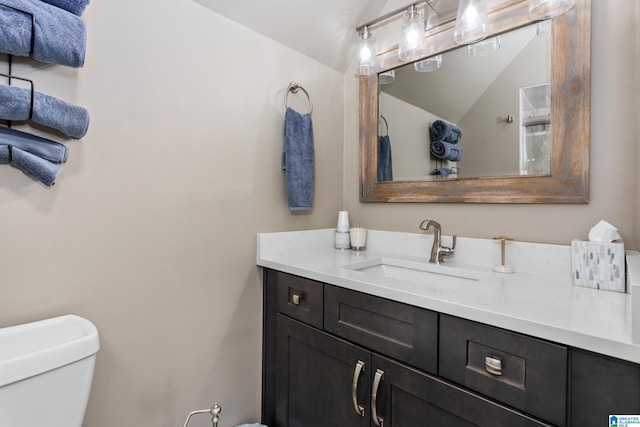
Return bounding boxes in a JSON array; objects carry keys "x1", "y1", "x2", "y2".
[{"x1": 419, "y1": 220, "x2": 456, "y2": 264}]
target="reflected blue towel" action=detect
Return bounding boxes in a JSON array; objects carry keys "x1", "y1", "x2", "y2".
[
  {"x1": 0, "y1": 0, "x2": 86, "y2": 67},
  {"x1": 430, "y1": 141, "x2": 462, "y2": 162},
  {"x1": 0, "y1": 145, "x2": 61, "y2": 186},
  {"x1": 282, "y1": 107, "x2": 314, "y2": 211},
  {"x1": 0, "y1": 85, "x2": 90, "y2": 139},
  {"x1": 431, "y1": 167, "x2": 456, "y2": 176},
  {"x1": 429, "y1": 120, "x2": 462, "y2": 144},
  {"x1": 0, "y1": 126, "x2": 68, "y2": 163},
  {"x1": 377, "y1": 135, "x2": 393, "y2": 182},
  {"x1": 37, "y1": 0, "x2": 90, "y2": 16}
]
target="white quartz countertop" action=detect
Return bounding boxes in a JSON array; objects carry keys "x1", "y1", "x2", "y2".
[{"x1": 257, "y1": 229, "x2": 640, "y2": 364}]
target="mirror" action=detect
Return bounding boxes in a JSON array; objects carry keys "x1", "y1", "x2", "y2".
[{"x1": 359, "y1": 0, "x2": 590, "y2": 203}]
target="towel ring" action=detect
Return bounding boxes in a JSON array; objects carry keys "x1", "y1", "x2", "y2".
[
  {"x1": 378, "y1": 115, "x2": 388, "y2": 136},
  {"x1": 284, "y1": 82, "x2": 313, "y2": 115}
]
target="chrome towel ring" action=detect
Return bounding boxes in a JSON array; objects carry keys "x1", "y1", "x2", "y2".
[{"x1": 284, "y1": 82, "x2": 313, "y2": 115}]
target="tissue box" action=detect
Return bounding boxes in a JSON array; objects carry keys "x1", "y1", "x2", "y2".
[{"x1": 571, "y1": 239, "x2": 626, "y2": 292}]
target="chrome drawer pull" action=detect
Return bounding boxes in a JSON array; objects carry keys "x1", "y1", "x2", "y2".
[
  {"x1": 291, "y1": 293, "x2": 301, "y2": 305},
  {"x1": 351, "y1": 360, "x2": 365, "y2": 417},
  {"x1": 485, "y1": 356, "x2": 502, "y2": 376},
  {"x1": 372, "y1": 369, "x2": 385, "y2": 427}
]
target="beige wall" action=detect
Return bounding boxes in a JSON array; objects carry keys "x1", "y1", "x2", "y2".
[
  {"x1": 0, "y1": 0, "x2": 343, "y2": 426},
  {"x1": 344, "y1": 0, "x2": 640, "y2": 249}
]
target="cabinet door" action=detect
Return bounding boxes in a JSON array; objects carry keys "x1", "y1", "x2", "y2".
[
  {"x1": 370, "y1": 355, "x2": 552, "y2": 427},
  {"x1": 275, "y1": 314, "x2": 371, "y2": 427}
]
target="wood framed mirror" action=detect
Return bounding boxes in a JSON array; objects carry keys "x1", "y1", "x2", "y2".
[{"x1": 359, "y1": 0, "x2": 590, "y2": 203}]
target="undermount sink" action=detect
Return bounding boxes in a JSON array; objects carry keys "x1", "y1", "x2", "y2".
[{"x1": 343, "y1": 257, "x2": 487, "y2": 284}]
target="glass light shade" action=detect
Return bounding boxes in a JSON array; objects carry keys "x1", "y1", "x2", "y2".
[
  {"x1": 536, "y1": 20, "x2": 552, "y2": 37},
  {"x1": 398, "y1": 6, "x2": 426, "y2": 62},
  {"x1": 378, "y1": 70, "x2": 395, "y2": 84},
  {"x1": 528, "y1": 0, "x2": 575, "y2": 20},
  {"x1": 414, "y1": 55, "x2": 442, "y2": 72},
  {"x1": 467, "y1": 36, "x2": 500, "y2": 57},
  {"x1": 453, "y1": 0, "x2": 489, "y2": 45},
  {"x1": 355, "y1": 27, "x2": 376, "y2": 76}
]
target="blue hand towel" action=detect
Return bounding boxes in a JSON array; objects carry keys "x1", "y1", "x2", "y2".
[
  {"x1": 429, "y1": 120, "x2": 463, "y2": 144},
  {"x1": 0, "y1": 84, "x2": 90, "y2": 139},
  {"x1": 377, "y1": 134, "x2": 393, "y2": 182},
  {"x1": 430, "y1": 141, "x2": 463, "y2": 162},
  {"x1": 0, "y1": 145, "x2": 61, "y2": 186},
  {"x1": 37, "y1": 0, "x2": 90, "y2": 16},
  {"x1": 0, "y1": 126, "x2": 68, "y2": 163},
  {"x1": 282, "y1": 107, "x2": 314, "y2": 211},
  {"x1": 0, "y1": 0, "x2": 86, "y2": 67}
]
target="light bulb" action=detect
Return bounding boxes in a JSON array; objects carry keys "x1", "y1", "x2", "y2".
[
  {"x1": 398, "y1": 6, "x2": 426, "y2": 62},
  {"x1": 355, "y1": 26, "x2": 377, "y2": 76},
  {"x1": 453, "y1": 0, "x2": 489, "y2": 45}
]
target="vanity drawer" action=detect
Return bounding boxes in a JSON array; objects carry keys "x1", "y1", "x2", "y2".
[
  {"x1": 439, "y1": 314, "x2": 567, "y2": 426},
  {"x1": 275, "y1": 271, "x2": 323, "y2": 329},
  {"x1": 324, "y1": 285, "x2": 438, "y2": 374}
]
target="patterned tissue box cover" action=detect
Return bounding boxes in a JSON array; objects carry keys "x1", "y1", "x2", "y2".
[{"x1": 571, "y1": 239, "x2": 626, "y2": 292}]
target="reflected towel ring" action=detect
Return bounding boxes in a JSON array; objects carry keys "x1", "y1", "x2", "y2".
[
  {"x1": 284, "y1": 82, "x2": 313, "y2": 115},
  {"x1": 379, "y1": 115, "x2": 388, "y2": 136}
]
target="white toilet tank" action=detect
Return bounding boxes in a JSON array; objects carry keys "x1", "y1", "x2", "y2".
[{"x1": 0, "y1": 314, "x2": 100, "y2": 427}]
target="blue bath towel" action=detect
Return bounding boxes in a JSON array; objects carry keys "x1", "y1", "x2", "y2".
[
  {"x1": 37, "y1": 0, "x2": 90, "y2": 16},
  {"x1": 430, "y1": 141, "x2": 463, "y2": 162},
  {"x1": 0, "y1": 126, "x2": 68, "y2": 163},
  {"x1": 0, "y1": 0, "x2": 86, "y2": 67},
  {"x1": 282, "y1": 107, "x2": 314, "y2": 211},
  {"x1": 0, "y1": 145, "x2": 61, "y2": 186},
  {"x1": 429, "y1": 120, "x2": 463, "y2": 144},
  {"x1": 377, "y1": 134, "x2": 393, "y2": 182},
  {"x1": 0, "y1": 84, "x2": 90, "y2": 139}
]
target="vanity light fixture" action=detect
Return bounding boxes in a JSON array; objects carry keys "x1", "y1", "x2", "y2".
[
  {"x1": 379, "y1": 70, "x2": 395, "y2": 84},
  {"x1": 398, "y1": 4, "x2": 427, "y2": 62},
  {"x1": 467, "y1": 36, "x2": 500, "y2": 57},
  {"x1": 453, "y1": 0, "x2": 489, "y2": 45},
  {"x1": 528, "y1": 0, "x2": 575, "y2": 20},
  {"x1": 355, "y1": 26, "x2": 377, "y2": 76},
  {"x1": 414, "y1": 54, "x2": 442, "y2": 72}
]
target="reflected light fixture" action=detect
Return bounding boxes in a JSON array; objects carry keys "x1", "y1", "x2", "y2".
[
  {"x1": 398, "y1": 5, "x2": 426, "y2": 62},
  {"x1": 414, "y1": 54, "x2": 442, "y2": 72},
  {"x1": 528, "y1": 0, "x2": 575, "y2": 20},
  {"x1": 355, "y1": 26, "x2": 376, "y2": 76},
  {"x1": 453, "y1": 0, "x2": 489, "y2": 45},
  {"x1": 379, "y1": 70, "x2": 395, "y2": 84},
  {"x1": 467, "y1": 36, "x2": 500, "y2": 57}
]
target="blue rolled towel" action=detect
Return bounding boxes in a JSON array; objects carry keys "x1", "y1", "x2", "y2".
[
  {"x1": 0, "y1": 0, "x2": 86, "y2": 67},
  {"x1": 0, "y1": 84, "x2": 90, "y2": 139},
  {"x1": 282, "y1": 107, "x2": 314, "y2": 211},
  {"x1": 377, "y1": 135, "x2": 393, "y2": 182},
  {"x1": 429, "y1": 120, "x2": 463, "y2": 144},
  {"x1": 0, "y1": 145, "x2": 61, "y2": 186},
  {"x1": 430, "y1": 141, "x2": 463, "y2": 162},
  {"x1": 37, "y1": 0, "x2": 90, "y2": 16},
  {"x1": 0, "y1": 126, "x2": 68, "y2": 163}
]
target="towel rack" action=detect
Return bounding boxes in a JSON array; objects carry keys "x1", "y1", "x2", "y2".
[
  {"x1": 379, "y1": 115, "x2": 388, "y2": 136},
  {"x1": 284, "y1": 82, "x2": 313, "y2": 115}
]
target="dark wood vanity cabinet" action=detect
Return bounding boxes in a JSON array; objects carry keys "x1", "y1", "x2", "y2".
[{"x1": 262, "y1": 269, "x2": 640, "y2": 427}]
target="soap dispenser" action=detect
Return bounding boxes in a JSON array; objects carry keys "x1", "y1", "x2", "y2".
[{"x1": 334, "y1": 211, "x2": 351, "y2": 250}]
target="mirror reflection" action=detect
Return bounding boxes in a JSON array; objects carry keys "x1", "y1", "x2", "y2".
[{"x1": 378, "y1": 21, "x2": 552, "y2": 182}]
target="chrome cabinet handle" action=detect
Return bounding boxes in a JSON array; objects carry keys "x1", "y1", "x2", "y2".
[
  {"x1": 372, "y1": 369, "x2": 385, "y2": 427},
  {"x1": 351, "y1": 360, "x2": 365, "y2": 417},
  {"x1": 485, "y1": 356, "x2": 502, "y2": 376},
  {"x1": 291, "y1": 293, "x2": 301, "y2": 305}
]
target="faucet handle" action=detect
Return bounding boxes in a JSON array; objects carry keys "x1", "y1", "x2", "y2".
[
  {"x1": 442, "y1": 235, "x2": 457, "y2": 250},
  {"x1": 439, "y1": 235, "x2": 456, "y2": 261}
]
